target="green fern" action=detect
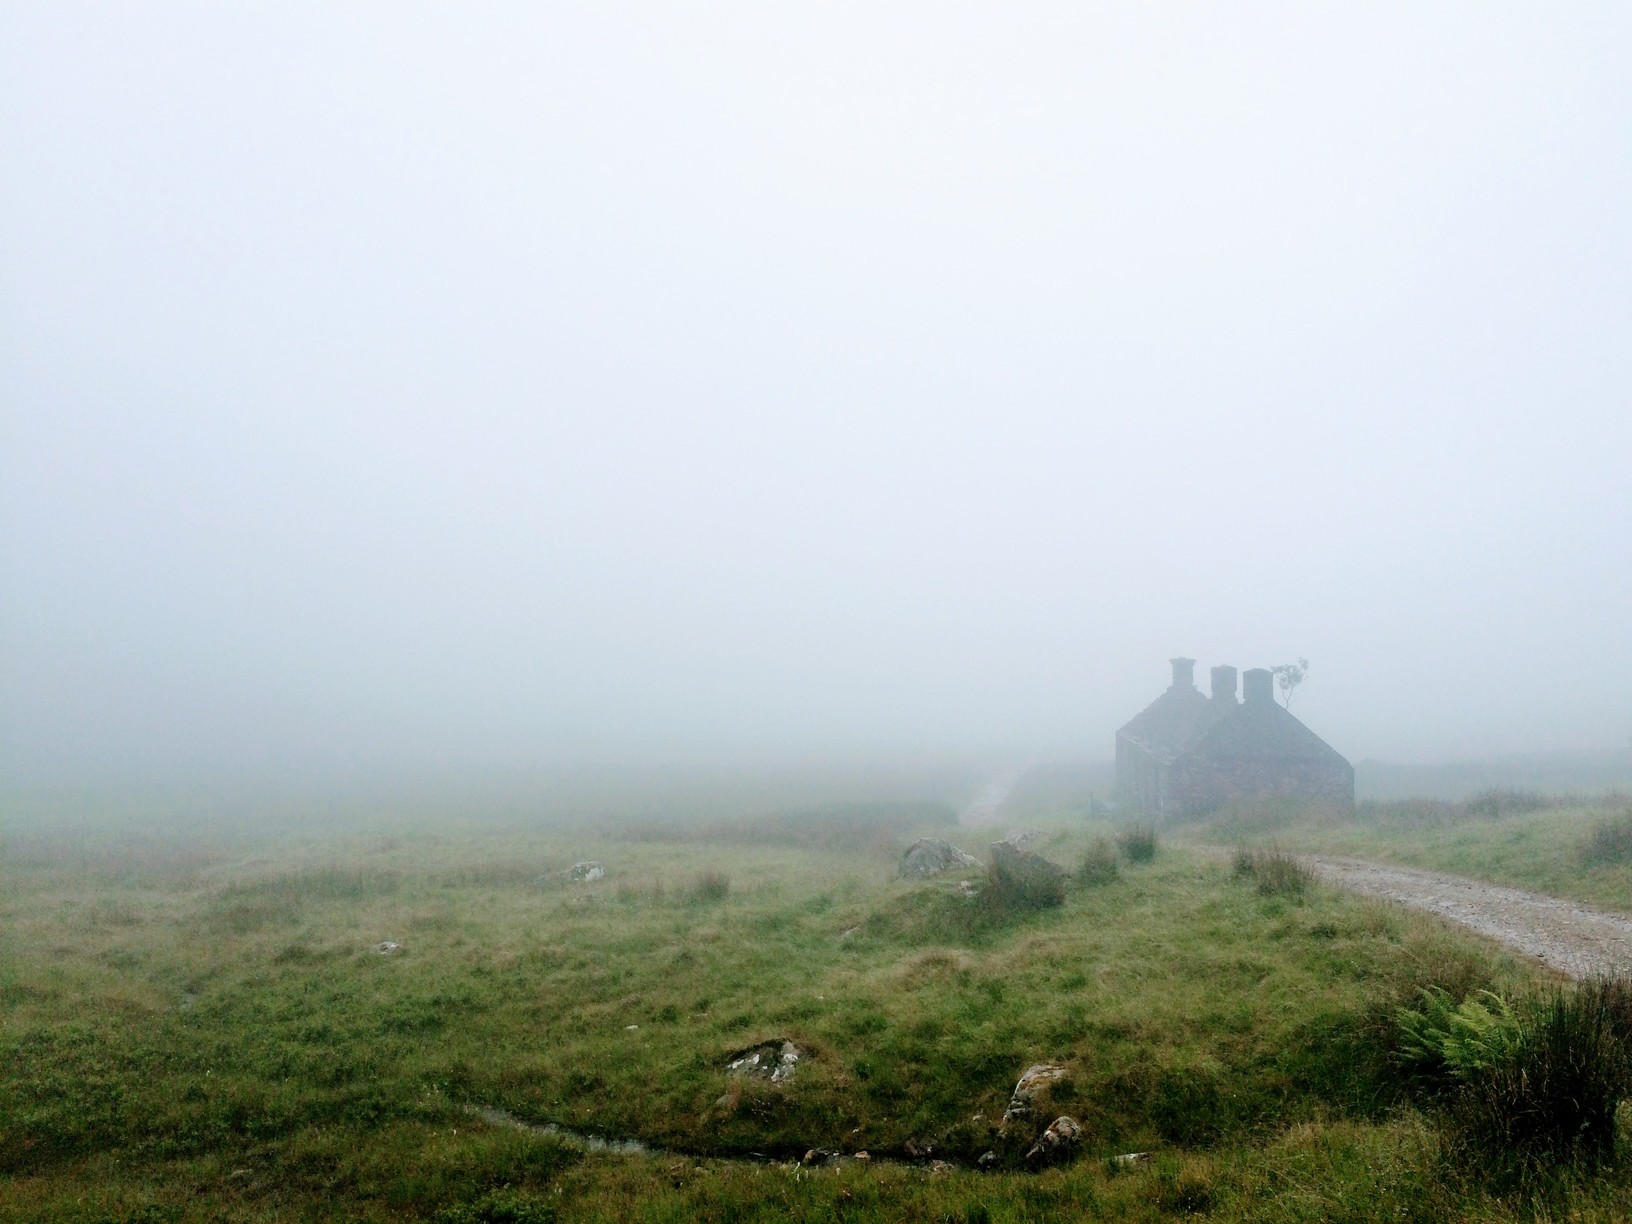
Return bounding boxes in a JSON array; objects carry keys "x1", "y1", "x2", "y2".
[{"x1": 1396, "y1": 987, "x2": 1523, "y2": 1080}]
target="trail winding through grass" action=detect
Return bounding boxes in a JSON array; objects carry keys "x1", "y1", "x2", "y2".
[{"x1": 1301, "y1": 854, "x2": 1632, "y2": 979}]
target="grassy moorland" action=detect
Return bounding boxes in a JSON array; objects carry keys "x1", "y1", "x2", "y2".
[
  {"x1": 4, "y1": 805, "x2": 1632, "y2": 1221},
  {"x1": 1191, "y1": 791, "x2": 1632, "y2": 912}
]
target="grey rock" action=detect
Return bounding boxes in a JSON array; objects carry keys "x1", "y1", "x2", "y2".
[
  {"x1": 727, "y1": 1039, "x2": 802, "y2": 1083},
  {"x1": 1002, "y1": 1063, "x2": 1066, "y2": 1124},
  {"x1": 1024, "y1": 1115, "x2": 1083, "y2": 1167},
  {"x1": 563, "y1": 861, "x2": 606, "y2": 883},
  {"x1": 373, "y1": 941, "x2": 402, "y2": 955},
  {"x1": 899, "y1": 837, "x2": 981, "y2": 879},
  {"x1": 989, "y1": 839, "x2": 1066, "y2": 890}
]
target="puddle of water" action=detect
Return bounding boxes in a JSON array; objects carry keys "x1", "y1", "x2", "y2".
[
  {"x1": 468, "y1": 1105, "x2": 649, "y2": 1155},
  {"x1": 466, "y1": 1105, "x2": 927, "y2": 1169}
]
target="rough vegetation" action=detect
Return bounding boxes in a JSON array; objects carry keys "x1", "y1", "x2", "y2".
[
  {"x1": 1397, "y1": 978, "x2": 1632, "y2": 1188},
  {"x1": 1116, "y1": 825, "x2": 1158, "y2": 864},
  {"x1": 1076, "y1": 838, "x2": 1120, "y2": 886},
  {"x1": 1232, "y1": 845, "x2": 1314, "y2": 897},
  {"x1": 1581, "y1": 809, "x2": 1632, "y2": 868},
  {"x1": 5, "y1": 804, "x2": 1632, "y2": 1220},
  {"x1": 1193, "y1": 790, "x2": 1632, "y2": 912}
]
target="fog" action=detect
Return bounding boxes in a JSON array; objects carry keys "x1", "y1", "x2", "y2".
[{"x1": 4, "y1": 4, "x2": 1630, "y2": 797}]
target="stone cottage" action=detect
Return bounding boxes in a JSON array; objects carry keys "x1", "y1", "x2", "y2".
[{"x1": 1114, "y1": 657, "x2": 1354, "y2": 821}]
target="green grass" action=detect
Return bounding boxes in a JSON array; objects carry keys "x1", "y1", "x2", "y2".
[
  {"x1": 4, "y1": 809, "x2": 1629, "y2": 1220},
  {"x1": 1195, "y1": 795, "x2": 1632, "y2": 911},
  {"x1": 1233, "y1": 847, "x2": 1314, "y2": 898}
]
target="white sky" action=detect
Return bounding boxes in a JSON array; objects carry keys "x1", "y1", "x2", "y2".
[{"x1": 3, "y1": 3, "x2": 1630, "y2": 783}]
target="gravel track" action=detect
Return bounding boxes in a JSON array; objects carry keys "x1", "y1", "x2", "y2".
[{"x1": 1302, "y1": 855, "x2": 1632, "y2": 979}]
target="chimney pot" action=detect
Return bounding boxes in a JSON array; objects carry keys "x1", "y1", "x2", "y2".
[
  {"x1": 1243, "y1": 668, "x2": 1274, "y2": 705},
  {"x1": 1210, "y1": 665, "x2": 1238, "y2": 702},
  {"x1": 1169, "y1": 657, "x2": 1197, "y2": 689}
]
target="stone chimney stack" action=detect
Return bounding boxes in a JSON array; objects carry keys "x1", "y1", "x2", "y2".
[
  {"x1": 1169, "y1": 657, "x2": 1197, "y2": 689},
  {"x1": 1210, "y1": 665, "x2": 1238, "y2": 703},
  {"x1": 1243, "y1": 667, "x2": 1273, "y2": 705}
]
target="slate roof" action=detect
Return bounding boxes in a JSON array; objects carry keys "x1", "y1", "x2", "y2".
[
  {"x1": 1117, "y1": 683, "x2": 1217, "y2": 763},
  {"x1": 1185, "y1": 696, "x2": 1348, "y2": 764}
]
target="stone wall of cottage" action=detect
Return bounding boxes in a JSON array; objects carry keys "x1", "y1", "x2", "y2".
[{"x1": 1165, "y1": 751, "x2": 1354, "y2": 820}]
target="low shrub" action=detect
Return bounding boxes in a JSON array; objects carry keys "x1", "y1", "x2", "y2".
[
  {"x1": 1581, "y1": 810, "x2": 1632, "y2": 868},
  {"x1": 1076, "y1": 839, "x2": 1119, "y2": 886},
  {"x1": 1117, "y1": 825, "x2": 1158, "y2": 865},
  {"x1": 1233, "y1": 846, "x2": 1313, "y2": 897}
]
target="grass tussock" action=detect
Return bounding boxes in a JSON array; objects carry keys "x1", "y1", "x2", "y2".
[
  {"x1": 1116, "y1": 825, "x2": 1158, "y2": 864},
  {"x1": 1075, "y1": 838, "x2": 1119, "y2": 886},
  {"x1": 686, "y1": 869, "x2": 731, "y2": 904},
  {"x1": 1233, "y1": 845, "x2": 1314, "y2": 897},
  {"x1": 1581, "y1": 809, "x2": 1632, "y2": 868}
]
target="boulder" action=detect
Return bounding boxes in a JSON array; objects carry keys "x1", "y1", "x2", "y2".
[
  {"x1": 726, "y1": 1039, "x2": 803, "y2": 1084},
  {"x1": 999, "y1": 830, "x2": 1041, "y2": 851},
  {"x1": 989, "y1": 839, "x2": 1065, "y2": 891},
  {"x1": 899, "y1": 837, "x2": 981, "y2": 879},
  {"x1": 1024, "y1": 1115, "x2": 1083, "y2": 1167},
  {"x1": 1002, "y1": 1063, "x2": 1067, "y2": 1124},
  {"x1": 563, "y1": 861, "x2": 605, "y2": 883}
]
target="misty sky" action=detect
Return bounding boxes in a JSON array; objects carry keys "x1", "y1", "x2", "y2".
[{"x1": 4, "y1": 3, "x2": 1630, "y2": 784}]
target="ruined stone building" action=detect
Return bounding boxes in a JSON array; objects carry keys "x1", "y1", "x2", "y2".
[{"x1": 1114, "y1": 657, "x2": 1354, "y2": 821}]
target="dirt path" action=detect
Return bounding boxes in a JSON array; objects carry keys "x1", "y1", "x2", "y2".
[{"x1": 1300, "y1": 855, "x2": 1632, "y2": 979}]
